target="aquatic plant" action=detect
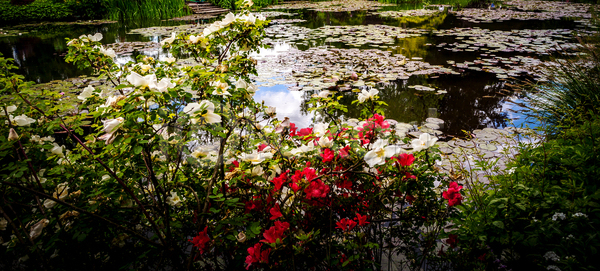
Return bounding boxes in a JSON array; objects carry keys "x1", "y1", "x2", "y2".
[{"x1": 106, "y1": 0, "x2": 191, "y2": 20}]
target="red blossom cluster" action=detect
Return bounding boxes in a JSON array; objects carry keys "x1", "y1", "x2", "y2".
[
  {"x1": 245, "y1": 243, "x2": 270, "y2": 270},
  {"x1": 261, "y1": 221, "x2": 290, "y2": 243},
  {"x1": 189, "y1": 226, "x2": 210, "y2": 254},
  {"x1": 443, "y1": 182, "x2": 463, "y2": 206},
  {"x1": 336, "y1": 213, "x2": 370, "y2": 231}
]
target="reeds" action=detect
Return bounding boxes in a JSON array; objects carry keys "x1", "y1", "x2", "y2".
[
  {"x1": 522, "y1": 37, "x2": 600, "y2": 134},
  {"x1": 107, "y1": 0, "x2": 191, "y2": 20}
]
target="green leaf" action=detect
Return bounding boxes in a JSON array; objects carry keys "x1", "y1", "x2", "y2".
[
  {"x1": 133, "y1": 145, "x2": 143, "y2": 155},
  {"x1": 492, "y1": 221, "x2": 505, "y2": 229}
]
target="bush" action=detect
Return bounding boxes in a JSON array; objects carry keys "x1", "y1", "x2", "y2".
[
  {"x1": 0, "y1": 2, "x2": 462, "y2": 269},
  {"x1": 0, "y1": 0, "x2": 72, "y2": 23},
  {"x1": 445, "y1": 118, "x2": 600, "y2": 270}
]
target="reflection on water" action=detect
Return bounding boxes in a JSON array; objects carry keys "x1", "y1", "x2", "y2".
[{"x1": 0, "y1": 5, "x2": 564, "y2": 134}]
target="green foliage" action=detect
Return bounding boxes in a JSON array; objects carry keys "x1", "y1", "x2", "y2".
[
  {"x1": 0, "y1": 0, "x2": 72, "y2": 23},
  {"x1": 446, "y1": 119, "x2": 600, "y2": 270},
  {"x1": 0, "y1": 3, "x2": 462, "y2": 269},
  {"x1": 105, "y1": 0, "x2": 190, "y2": 20}
]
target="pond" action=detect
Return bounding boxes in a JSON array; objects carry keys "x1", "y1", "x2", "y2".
[{"x1": 0, "y1": 0, "x2": 594, "y2": 136}]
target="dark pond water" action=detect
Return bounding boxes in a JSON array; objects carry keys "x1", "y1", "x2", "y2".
[{"x1": 0, "y1": 3, "x2": 581, "y2": 136}]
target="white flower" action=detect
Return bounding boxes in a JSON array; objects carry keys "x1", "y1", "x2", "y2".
[
  {"x1": 189, "y1": 34, "x2": 202, "y2": 44},
  {"x1": 210, "y1": 81, "x2": 231, "y2": 96},
  {"x1": 29, "y1": 219, "x2": 49, "y2": 240},
  {"x1": 364, "y1": 139, "x2": 403, "y2": 167},
  {"x1": 182, "y1": 101, "x2": 221, "y2": 124},
  {"x1": 265, "y1": 106, "x2": 276, "y2": 116},
  {"x1": 238, "y1": 13, "x2": 257, "y2": 24},
  {"x1": 313, "y1": 123, "x2": 328, "y2": 137},
  {"x1": 552, "y1": 212, "x2": 566, "y2": 221},
  {"x1": 411, "y1": 133, "x2": 438, "y2": 152},
  {"x1": 97, "y1": 45, "x2": 116, "y2": 58},
  {"x1": 0, "y1": 105, "x2": 17, "y2": 116},
  {"x1": 9, "y1": 114, "x2": 36, "y2": 126},
  {"x1": 235, "y1": 78, "x2": 258, "y2": 94},
  {"x1": 140, "y1": 64, "x2": 152, "y2": 73},
  {"x1": 154, "y1": 78, "x2": 175, "y2": 93},
  {"x1": 99, "y1": 117, "x2": 124, "y2": 144},
  {"x1": 126, "y1": 71, "x2": 157, "y2": 89},
  {"x1": 161, "y1": 32, "x2": 177, "y2": 45},
  {"x1": 318, "y1": 136, "x2": 333, "y2": 148},
  {"x1": 164, "y1": 56, "x2": 176, "y2": 64},
  {"x1": 357, "y1": 88, "x2": 379, "y2": 103},
  {"x1": 203, "y1": 23, "x2": 221, "y2": 37},
  {"x1": 78, "y1": 85, "x2": 95, "y2": 101},
  {"x1": 221, "y1": 12, "x2": 236, "y2": 26},
  {"x1": 240, "y1": 150, "x2": 269, "y2": 164},
  {"x1": 102, "y1": 117, "x2": 124, "y2": 134},
  {"x1": 291, "y1": 144, "x2": 314, "y2": 155},
  {"x1": 547, "y1": 265, "x2": 561, "y2": 271},
  {"x1": 241, "y1": 0, "x2": 253, "y2": 8},
  {"x1": 50, "y1": 143, "x2": 65, "y2": 158},
  {"x1": 166, "y1": 191, "x2": 183, "y2": 206},
  {"x1": 316, "y1": 90, "x2": 332, "y2": 98},
  {"x1": 251, "y1": 166, "x2": 264, "y2": 176},
  {"x1": 43, "y1": 199, "x2": 57, "y2": 209},
  {"x1": 88, "y1": 33, "x2": 103, "y2": 42},
  {"x1": 507, "y1": 167, "x2": 516, "y2": 174},
  {"x1": 191, "y1": 146, "x2": 213, "y2": 158},
  {"x1": 544, "y1": 251, "x2": 560, "y2": 262},
  {"x1": 573, "y1": 212, "x2": 588, "y2": 218},
  {"x1": 8, "y1": 128, "x2": 18, "y2": 141}
]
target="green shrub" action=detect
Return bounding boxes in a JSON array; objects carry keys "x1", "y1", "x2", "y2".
[
  {"x1": 446, "y1": 118, "x2": 600, "y2": 270},
  {"x1": 0, "y1": 0, "x2": 72, "y2": 22}
]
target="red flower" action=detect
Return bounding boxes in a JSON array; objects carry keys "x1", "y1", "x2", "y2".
[
  {"x1": 336, "y1": 179, "x2": 352, "y2": 190},
  {"x1": 271, "y1": 172, "x2": 287, "y2": 192},
  {"x1": 394, "y1": 153, "x2": 415, "y2": 167},
  {"x1": 446, "y1": 234, "x2": 458, "y2": 248},
  {"x1": 304, "y1": 179, "x2": 330, "y2": 199},
  {"x1": 335, "y1": 218, "x2": 357, "y2": 231},
  {"x1": 261, "y1": 224, "x2": 286, "y2": 244},
  {"x1": 291, "y1": 182, "x2": 301, "y2": 193},
  {"x1": 443, "y1": 182, "x2": 463, "y2": 206},
  {"x1": 321, "y1": 148, "x2": 335, "y2": 163},
  {"x1": 297, "y1": 127, "x2": 313, "y2": 137},
  {"x1": 302, "y1": 167, "x2": 317, "y2": 181},
  {"x1": 245, "y1": 243, "x2": 270, "y2": 270},
  {"x1": 258, "y1": 144, "x2": 269, "y2": 151},
  {"x1": 406, "y1": 195, "x2": 415, "y2": 204},
  {"x1": 288, "y1": 123, "x2": 298, "y2": 136},
  {"x1": 355, "y1": 213, "x2": 370, "y2": 226},
  {"x1": 269, "y1": 204, "x2": 282, "y2": 220},
  {"x1": 274, "y1": 221, "x2": 290, "y2": 231},
  {"x1": 189, "y1": 226, "x2": 210, "y2": 254},
  {"x1": 339, "y1": 145, "x2": 351, "y2": 158}
]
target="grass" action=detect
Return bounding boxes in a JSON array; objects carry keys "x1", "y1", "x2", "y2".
[{"x1": 106, "y1": 0, "x2": 191, "y2": 20}]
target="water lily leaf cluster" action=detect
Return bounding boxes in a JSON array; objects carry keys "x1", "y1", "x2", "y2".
[{"x1": 265, "y1": 0, "x2": 395, "y2": 12}]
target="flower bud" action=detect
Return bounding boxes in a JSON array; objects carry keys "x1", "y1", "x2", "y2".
[
  {"x1": 217, "y1": 64, "x2": 228, "y2": 73},
  {"x1": 8, "y1": 128, "x2": 18, "y2": 141},
  {"x1": 237, "y1": 232, "x2": 246, "y2": 243}
]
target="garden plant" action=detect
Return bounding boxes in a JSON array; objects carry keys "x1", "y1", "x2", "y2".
[{"x1": 0, "y1": 0, "x2": 464, "y2": 270}]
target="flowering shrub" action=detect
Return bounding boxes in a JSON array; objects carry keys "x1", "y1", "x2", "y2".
[{"x1": 0, "y1": 1, "x2": 461, "y2": 269}]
